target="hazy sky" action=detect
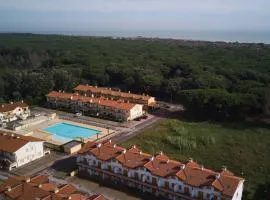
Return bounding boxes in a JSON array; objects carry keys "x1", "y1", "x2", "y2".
[{"x1": 0, "y1": 0, "x2": 270, "y2": 33}]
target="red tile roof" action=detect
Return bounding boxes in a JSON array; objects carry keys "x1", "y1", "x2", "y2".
[
  {"x1": 47, "y1": 91, "x2": 137, "y2": 111},
  {"x1": 116, "y1": 145, "x2": 151, "y2": 169},
  {"x1": 78, "y1": 141, "x2": 97, "y2": 154},
  {"x1": 144, "y1": 152, "x2": 183, "y2": 177},
  {"x1": 74, "y1": 85, "x2": 152, "y2": 101},
  {"x1": 0, "y1": 175, "x2": 108, "y2": 200},
  {"x1": 0, "y1": 101, "x2": 28, "y2": 113},
  {"x1": 90, "y1": 141, "x2": 125, "y2": 161},
  {"x1": 0, "y1": 131, "x2": 44, "y2": 153},
  {"x1": 81, "y1": 143, "x2": 244, "y2": 198}
]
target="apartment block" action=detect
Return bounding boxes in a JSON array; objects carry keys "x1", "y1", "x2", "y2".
[
  {"x1": 74, "y1": 84, "x2": 156, "y2": 108},
  {"x1": 0, "y1": 174, "x2": 107, "y2": 200},
  {"x1": 77, "y1": 141, "x2": 244, "y2": 200},
  {"x1": 46, "y1": 91, "x2": 144, "y2": 121}
]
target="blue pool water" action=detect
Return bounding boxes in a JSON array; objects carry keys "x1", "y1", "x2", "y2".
[{"x1": 43, "y1": 122, "x2": 101, "y2": 143}]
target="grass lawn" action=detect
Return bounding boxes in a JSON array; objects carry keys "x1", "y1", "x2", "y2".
[{"x1": 121, "y1": 119, "x2": 270, "y2": 200}]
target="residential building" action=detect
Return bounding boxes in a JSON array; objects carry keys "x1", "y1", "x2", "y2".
[
  {"x1": 74, "y1": 84, "x2": 156, "y2": 108},
  {"x1": 77, "y1": 141, "x2": 244, "y2": 200},
  {"x1": 0, "y1": 131, "x2": 49, "y2": 171},
  {"x1": 0, "y1": 101, "x2": 30, "y2": 125},
  {"x1": 46, "y1": 91, "x2": 144, "y2": 121},
  {"x1": 0, "y1": 174, "x2": 107, "y2": 200}
]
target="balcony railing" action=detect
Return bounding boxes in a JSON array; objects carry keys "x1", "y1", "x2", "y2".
[{"x1": 77, "y1": 162, "x2": 193, "y2": 200}]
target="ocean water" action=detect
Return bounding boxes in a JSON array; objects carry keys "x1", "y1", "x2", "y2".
[
  {"x1": 3, "y1": 30, "x2": 270, "y2": 44},
  {"x1": 32, "y1": 30, "x2": 270, "y2": 44}
]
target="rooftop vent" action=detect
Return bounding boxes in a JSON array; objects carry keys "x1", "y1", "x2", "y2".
[
  {"x1": 181, "y1": 165, "x2": 186, "y2": 170},
  {"x1": 201, "y1": 165, "x2": 204, "y2": 170},
  {"x1": 21, "y1": 100, "x2": 24, "y2": 103},
  {"x1": 123, "y1": 149, "x2": 127, "y2": 154},
  {"x1": 26, "y1": 177, "x2": 30, "y2": 183},
  {"x1": 16, "y1": 136, "x2": 20, "y2": 139},
  {"x1": 38, "y1": 184, "x2": 42, "y2": 188},
  {"x1": 7, "y1": 186, "x2": 12, "y2": 192},
  {"x1": 11, "y1": 134, "x2": 14, "y2": 137},
  {"x1": 113, "y1": 144, "x2": 116, "y2": 148},
  {"x1": 139, "y1": 151, "x2": 142, "y2": 155},
  {"x1": 1, "y1": 105, "x2": 4, "y2": 108},
  {"x1": 132, "y1": 145, "x2": 136, "y2": 149},
  {"x1": 10, "y1": 102, "x2": 13, "y2": 104},
  {"x1": 150, "y1": 156, "x2": 154, "y2": 161},
  {"x1": 109, "y1": 139, "x2": 112, "y2": 143}
]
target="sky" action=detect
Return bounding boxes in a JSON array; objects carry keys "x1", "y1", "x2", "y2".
[{"x1": 0, "y1": 0, "x2": 270, "y2": 34}]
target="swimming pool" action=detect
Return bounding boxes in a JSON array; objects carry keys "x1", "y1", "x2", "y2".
[{"x1": 43, "y1": 122, "x2": 101, "y2": 143}]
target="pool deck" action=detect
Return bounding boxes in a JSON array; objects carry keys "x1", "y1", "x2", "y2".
[{"x1": 16, "y1": 117, "x2": 115, "y2": 145}]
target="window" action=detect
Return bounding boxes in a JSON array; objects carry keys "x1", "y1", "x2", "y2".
[{"x1": 178, "y1": 185, "x2": 182, "y2": 190}]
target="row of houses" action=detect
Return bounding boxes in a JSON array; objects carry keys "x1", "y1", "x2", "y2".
[
  {"x1": 74, "y1": 84, "x2": 156, "y2": 108},
  {"x1": 0, "y1": 174, "x2": 107, "y2": 200},
  {"x1": 46, "y1": 91, "x2": 144, "y2": 121},
  {"x1": 0, "y1": 131, "x2": 49, "y2": 171},
  {"x1": 77, "y1": 141, "x2": 244, "y2": 200},
  {"x1": 0, "y1": 101, "x2": 30, "y2": 126}
]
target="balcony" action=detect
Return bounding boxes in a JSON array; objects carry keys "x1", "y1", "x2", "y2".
[{"x1": 77, "y1": 162, "x2": 193, "y2": 200}]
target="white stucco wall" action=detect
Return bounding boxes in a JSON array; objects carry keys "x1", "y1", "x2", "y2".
[{"x1": 14, "y1": 141, "x2": 44, "y2": 168}]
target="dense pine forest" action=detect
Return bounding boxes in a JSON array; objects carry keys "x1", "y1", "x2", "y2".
[{"x1": 0, "y1": 33, "x2": 270, "y2": 120}]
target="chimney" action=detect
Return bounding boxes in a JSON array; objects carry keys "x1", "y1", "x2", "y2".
[
  {"x1": 90, "y1": 99, "x2": 93, "y2": 103},
  {"x1": 123, "y1": 149, "x2": 127, "y2": 154},
  {"x1": 109, "y1": 139, "x2": 112, "y2": 143},
  {"x1": 70, "y1": 96, "x2": 73, "y2": 100},
  {"x1": 150, "y1": 156, "x2": 154, "y2": 161},
  {"x1": 132, "y1": 145, "x2": 136, "y2": 149},
  {"x1": 92, "y1": 94, "x2": 94, "y2": 98},
  {"x1": 215, "y1": 173, "x2": 221, "y2": 179},
  {"x1": 84, "y1": 94, "x2": 87, "y2": 97},
  {"x1": 68, "y1": 196, "x2": 72, "y2": 200},
  {"x1": 95, "y1": 85, "x2": 98, "y2": 88},
  {"x1": 159, "y1": 151, "x2": 163, "y2": 156},
  {"x1": 11, "y1": 134, "x2": 14, "y2": 137},
  {"x1": 221, "y1": 166, "x2": 227, "y2": 171},
  {"x1": 166, "y1": 159, "x2": 170, "y2": 164},
  {"x1": 181, "y1": 165, "x2": 186, "y2": 170},
  {"x1": 113, "y1": 144, "x2": 116, "y2": 148},
  {"x1": 128, "y1": 91, "x2": 130, "y2": 93},
  {"x1": 139, "y1": 151, "x2": 142, "y2": 155},
  {"x1": 38, "y1": 184, "x2": 42, "y2": 188},
  {"x1": 16, "y1": 136, "x2": 20, "y2": 139},
  {"x1": 97, "y1": 143, "x2": 102, "y2": 148},
  {"x1": 54, "y1": 188, "x2": 59, "y2": 194},
  {"x1": 188, "y1": 158, "x2": 193, "y2": 162},
  {"x1": 59, "y1": 90, "x2": 61, "y2": 93},
  {"x1": 10, "y1": 102, "x2": 13, "y2": 104},
  {"x1": 201, "y1": 165, "x2": 204, "y2": 170},
  {"x1": 26, "y1": 177, "x2": 30, "y2": 183},
  {"x1": 7, "y1": 186, "x2": 12, "y2": 192},
  {"x1": 1, "y1": 105, "x2": 4, "y2": 108},
  {"x1": 21, "y1": 100, "x2": 24, "y2": 103}
]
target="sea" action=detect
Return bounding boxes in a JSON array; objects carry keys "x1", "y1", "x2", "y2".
[{"x1": 2, "y1": 30, "x2": 270, "y2": 44}]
